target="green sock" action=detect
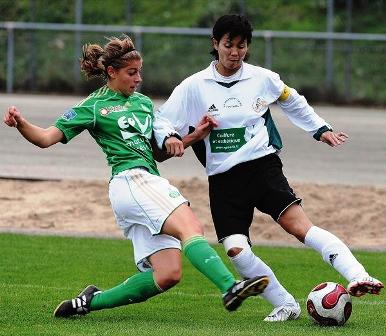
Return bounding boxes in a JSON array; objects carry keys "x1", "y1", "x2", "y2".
[
  {"x1": 90, "y1": 271, "x2": 162, "y2": 311},
  {"x1": 183, "y1": 236, "x2": 235, "y2": 294}
]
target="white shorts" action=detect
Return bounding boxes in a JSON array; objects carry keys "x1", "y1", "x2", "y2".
[{"x1": 109, "y1": 168, "x2": 188, "y2": 272}]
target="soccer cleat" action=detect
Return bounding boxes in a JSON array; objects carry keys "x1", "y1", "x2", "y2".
[
  {"x1": 263, "y1": 302, "x2": 301, "y2": 322},
  {"x1": 223, "y1": 275, "x2": 269, "y2": 312},
  {"x1": 347, "y1": 276, "x2": 384, "y2": 297},
  {"x1": 53, "y1": 285, "x2": 101, "y2": 318}
]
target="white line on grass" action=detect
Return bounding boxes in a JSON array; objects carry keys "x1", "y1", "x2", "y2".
[{"x1": 0, "y1": 283, "x2": 71, "y2": 291}]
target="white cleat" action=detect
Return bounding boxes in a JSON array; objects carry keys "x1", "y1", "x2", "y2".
[
  {"x1": 347, "y1": 276, "x2": 384, "y2": 297},
  {"x1": 263, "y1": 302, "x2": 301, "y2": 322}
]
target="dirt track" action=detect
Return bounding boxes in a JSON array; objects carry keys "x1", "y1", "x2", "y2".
[{"x1": 1, "y1": 178, "x2": 385, "y2": 250}]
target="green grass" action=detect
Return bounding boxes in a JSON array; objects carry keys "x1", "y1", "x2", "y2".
[{"x1": 0, "y1": 233, "x2": 384, "y2": 336}]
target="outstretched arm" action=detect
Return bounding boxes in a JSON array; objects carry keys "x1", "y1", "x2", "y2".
[
  {"x1": 155, "y1": 115, "x2": 218, "y2": 162},
  {"x1": 277, "y1": 86, "x2": 349, "y2": 147},
  {"x1": 4, "y1": 106, "x2": 64, "y2": 148},
  {"x1": 182, "y1": 115, "x2": 218, "y2": 148},
  {"x1": 164, "y1": 115, "x2": 217, "y2": 156}
]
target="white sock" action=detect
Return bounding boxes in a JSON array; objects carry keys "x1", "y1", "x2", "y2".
[
  {"x1": 304, "y1": 226, "x2": 368, "y2": 281},
  {"x1": 230, "y1": 247, "x2": 296, "y2": 307}
]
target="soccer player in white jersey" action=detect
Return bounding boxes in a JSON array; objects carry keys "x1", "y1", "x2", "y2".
[
  {"x1": 154, "y1": 14, "x2": 384, "y2": 322},
  {"x1": 3, "y1": 35, "x2": 269, "y2": 318}
]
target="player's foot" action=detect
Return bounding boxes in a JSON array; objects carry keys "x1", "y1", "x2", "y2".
[
  {"x1": 263, "y1": 302, "x2": 301, "y2": 322},
  {"x1": 347, "y1": 276, "x2": 384, "y2": 297},
  {"x1": 223, "y1": 275, "x2": 269, "y2": 312},
  {"x1": 53, "y1": 285, "x2": 101, "y2": 318}
]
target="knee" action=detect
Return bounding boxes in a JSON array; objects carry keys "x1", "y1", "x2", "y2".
[
  {"x1": 223, "y1": 234, "x2": 250, "y2": 258},
  {"x1": 155, "y1": 268, "x2": 182, "y2": 290},
  {"x1": 227, "y1": 247, "x2": 243, "y2": 257}
]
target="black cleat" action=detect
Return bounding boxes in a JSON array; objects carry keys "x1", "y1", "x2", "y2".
[
  {"x1": 223, "y1": 276, "x2": 269, "y2": 312},
  {"x1": 54, "y1": 285, "x2": 101, "y2": 318}
]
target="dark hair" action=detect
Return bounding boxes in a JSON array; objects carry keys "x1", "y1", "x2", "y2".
[
  {"x1": 80, "y1": 35, "x2": 141, "y2": 79},
  {"x1": 210, "y1": 14, "x2": 253, "y2": 60}
]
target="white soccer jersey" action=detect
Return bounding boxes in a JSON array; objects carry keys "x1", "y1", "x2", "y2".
[{"x1": 154, "y1": 61, "x2": 330, "y2": 176}]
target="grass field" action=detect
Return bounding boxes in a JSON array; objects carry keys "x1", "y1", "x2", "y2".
[{"x1": 0, "y1": 233, "x2": 384, "y2": 336}]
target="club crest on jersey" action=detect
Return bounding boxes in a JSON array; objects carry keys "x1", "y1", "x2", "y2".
[
  {"x1": 169, "y1": 189, "x2": 181, "y2": 198},
  {"x1": 99, "y1": 105, "x2": 128, "y2": 116},
  {"x1": 223, "y1": 97, "x2": 242, "y2": 108},
  {"x1": 61, "y1": 109, "x2": 77, "y2": 121},
  {"x1": 252, "y1": 97, "x2": 268, "y2": 113}
]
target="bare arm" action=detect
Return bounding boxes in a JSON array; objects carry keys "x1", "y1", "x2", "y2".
[
  {"x1": 182, "y1": 115, "x2": 218, "y2": 147},
  {"x1": 163, "y1": 115, "x2": 218, "y2": 156},
  {"x1": 151, "y1": 136, "x2": 173, "y2": 162},
  {"x1": 4, "y1": 106, "x2": 64, "y2": 148}
]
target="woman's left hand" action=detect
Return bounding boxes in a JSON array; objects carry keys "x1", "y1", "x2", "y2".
[
  {"x1": 193, "y1": 115, "x2": 219, "y2": 141},
  {"x1": 320, "y1": 131, "x2": 349, "y2": 147}
]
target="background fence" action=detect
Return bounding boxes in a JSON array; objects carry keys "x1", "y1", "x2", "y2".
[{"x1": 1, "y1": 0, "x2": 386, "y2": 104}]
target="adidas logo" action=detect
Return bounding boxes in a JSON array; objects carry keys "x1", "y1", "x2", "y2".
[
  {"x1": 207, "y1": 104, "x2": 219, "y2": 112},
  {"x1": 72, "y1": 295, "x2": 87, "y2": 313},
  {"x1": 329, "y1": 253, "x2": 338, "y2": 266},
  {"x1": 204, "y1": 255, "x2": 220, "y2": 264}
]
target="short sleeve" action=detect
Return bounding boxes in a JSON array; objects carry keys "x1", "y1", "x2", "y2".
[{"x1": 54, "y1": 106, "x2": 94, "y2": 143}]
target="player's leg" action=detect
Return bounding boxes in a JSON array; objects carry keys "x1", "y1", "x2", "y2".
[
  {"x1": 149, "y1": 248, "x2": 182, "y2": 290},
  {"x1": 256, "y1": 154, "x2": 383, "y2": 297},
  {"x1": 54, "y1": 229, "x2": 182, "y2": 317},
  {"x1": 208, "y1": 155, "x2": 299, "y2": 321},
  {"x1": 162, "y1": 203, "x2": 269, "y2": 311},
  {"x1": 53, "y1": 267, "x2": 168, "y2": 317},
  {"x1": 88, "y1": 248, "x2": 181, "y2": 311},
  {"x1": 278, "y1": 203, "x2": 384, "y2": 296},
  {"x1": 53, "y1": 169, "x2": 182, "y2": 318},
  {"x1": 222, "y1": 234, "x2": 300, "y2": 322},
  {"x1": 109, "y1": 168, "x2": 267, "y2": 311}
]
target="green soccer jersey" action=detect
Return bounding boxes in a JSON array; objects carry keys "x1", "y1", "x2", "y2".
[{"x1": 55, "y1": 86, "x2": 159, "y2": 177}]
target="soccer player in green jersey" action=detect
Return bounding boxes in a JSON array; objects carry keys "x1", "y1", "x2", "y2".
[{"x1": 3, "y1": 35, "x2": 269, "y2": 317}]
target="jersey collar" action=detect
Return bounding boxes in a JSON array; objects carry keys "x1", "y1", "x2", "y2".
[
  {"x1": 104, "y1": 85, "x2": 138, "y2": 100},
  {"x1": 201, "y1": 61, "x2": 253, "y2": 81}
]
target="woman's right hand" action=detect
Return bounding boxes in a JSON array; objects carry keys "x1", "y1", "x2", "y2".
[
  {"x1": 4, "y1": 106, "x2": 22, "y2": 127},
  {"x1": 165, "y1": 136, "x2": 185, "y2": 157}
]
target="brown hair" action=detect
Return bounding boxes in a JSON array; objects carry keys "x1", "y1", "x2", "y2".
[{"x1": 80, "y1": 35, "x2": 141, "y2": 79}]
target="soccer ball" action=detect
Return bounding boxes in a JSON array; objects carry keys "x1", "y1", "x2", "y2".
[{"x1": 306, "y1": 282, "x2": 352, "y2": 326}]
